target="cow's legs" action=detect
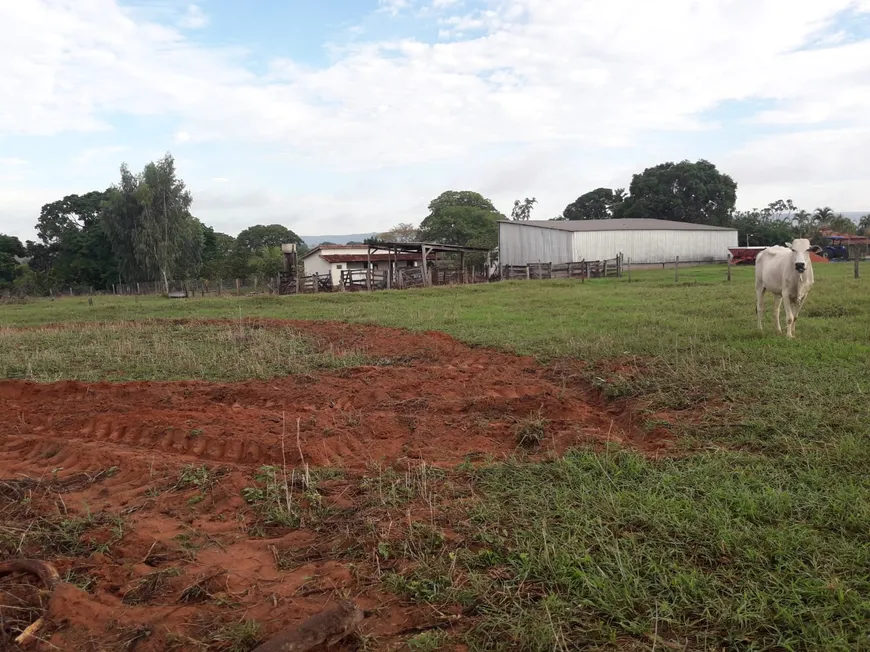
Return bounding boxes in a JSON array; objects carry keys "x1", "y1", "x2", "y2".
[
  {"x1": 773, "y1": 295, "x2": 783, "y2": 334},
  {"x1": 782, "y1": 294, "x2": 796, "y2": 339},
  {"x1": 756, "y1": 286, "x2": 766, "y2": 331}
]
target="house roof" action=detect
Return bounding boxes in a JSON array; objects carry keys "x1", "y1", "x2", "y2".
[{"x1": 499, "y1": 218, "x2": 737, "y2": 232}]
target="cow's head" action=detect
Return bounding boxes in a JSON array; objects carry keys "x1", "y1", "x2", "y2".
[{"x1": 783, "y1": 238, "x2": 820, "y2": 274}]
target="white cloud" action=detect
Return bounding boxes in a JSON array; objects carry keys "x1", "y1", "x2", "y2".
[
  {"x1": 179, "y1": 4, "x2": 208, "y2": 29},
  {"x1": 1, "y1": 0, "x2": 870, "y2": 239},
  {"x1": 71, "y1": 145, "x2": 128, "y2": 167}
]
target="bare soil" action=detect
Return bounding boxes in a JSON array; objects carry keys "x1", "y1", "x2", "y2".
[{"x1": 0, "y1": 320, "x2": 672, "y2": 651}]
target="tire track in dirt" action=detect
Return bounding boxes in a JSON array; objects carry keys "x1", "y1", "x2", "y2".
[{"x1": 0, "y1": 320, "x2": 673, "y2": 651}]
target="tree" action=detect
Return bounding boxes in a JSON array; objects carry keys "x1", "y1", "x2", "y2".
[
  {"x1": 0, "y1": 234, "x2": 26, "y2": 284},
  {"x1": 731, "y1": 209, "x2": 795, "y2": 247},
  {"x1": 29, "y1": 190, "x2": 118, "y2": 289},
  {"x1": 827, "y1": 213, "x2": 857, "y2": 235},
  {"x1": 418, "y1": 191, "x2": 503, "y2": 250},
  {"x1": 562, "y1": 188, "x2": 624, "y2": 220},
  {"x1": 511, "y1": 197, "x2": 537, "y2": 221},
  {"x1": 200, "y1": 226, "x2": 236, "y2": 279},
  {"x1": 247, "y1": 246, "x2": 284, "y2": 279},
  {"x1": 793, "y1": 210, "x2": 814, "y2": 237},
  {"x1": 858, "y1": 214, "x2": 870, "y2": 236},
  {"x1": 235, "y1": 224, "x2": 303, "y2": 254},
  {"x1": 812, "y1": 207, "x2": 835, "y2": 224},
  {"x1": 101, "y1": 154, "x2": 203, "y2": 292},
  {"x1": 378, "y1": 223, "x2": 419, "y2": 242},
  {"x1": 230, "y1": 224, "x2": 305, "y2": 279},
  {"x1": 619, "y1": 159, "x2": 737, "y2": 225}
]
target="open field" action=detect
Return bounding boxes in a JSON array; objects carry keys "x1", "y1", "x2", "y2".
[{"x1": 1, "y1": 263, "x2": 869, "y2": 651}]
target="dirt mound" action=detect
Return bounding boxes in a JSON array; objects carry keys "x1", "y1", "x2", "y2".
[{"x1": 0, "y1": 320, "x2": 669, "y2": 650}]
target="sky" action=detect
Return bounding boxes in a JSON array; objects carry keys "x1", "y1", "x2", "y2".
[{"x1": 2, "y1": 0, "x2": 870, "y2": 242}]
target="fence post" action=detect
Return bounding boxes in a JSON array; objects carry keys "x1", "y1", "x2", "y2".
[
  {"x1": 627, "y1": 257, "x2": 631, "y2": 283},
  {"x1": 236, "y1": 279, "x2": 241, "y2": 296},
  {"x1": 855, "y1": 255, "x2": 860, "y2": 279},
  {"x1": 49, "y1": 288, "x2": 54, "y2": 301},
  {"x1": 674, "y1": 256, "x2": 679, "y2": 283},
  {"x1": 525, "y1": 265, "x2": 530, "y2": 281},
  {"x1": 254, "y1": 277, "x2": 258, "y2": 294},
  {"x1": 219, "y1": 279, "x2": 223, "y2": 296},
  {"x1": 727, "y1": 254, "x2": 732, "y2": 282}
]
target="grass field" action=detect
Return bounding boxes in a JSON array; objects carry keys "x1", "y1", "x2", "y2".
[{"x1": 2, "y1": 263, "x2": 870, "y2": 651}]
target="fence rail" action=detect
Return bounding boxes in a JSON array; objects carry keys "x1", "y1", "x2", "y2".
[{"x1": 7, "y1": 255, "x2": 863, "y2": 302}]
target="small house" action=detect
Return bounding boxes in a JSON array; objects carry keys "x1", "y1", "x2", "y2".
[{"x1": 300, "y1": 245, "x2": 426, "y2": 285}]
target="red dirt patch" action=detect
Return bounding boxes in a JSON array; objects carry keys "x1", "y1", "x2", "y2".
[{"x1": 0, "y1": 320, "x2": 670, "y2": 650}]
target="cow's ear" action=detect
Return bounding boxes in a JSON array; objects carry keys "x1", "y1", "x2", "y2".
[{"x1": 783, "y1": 242, "x2": 793, "y2": 250}]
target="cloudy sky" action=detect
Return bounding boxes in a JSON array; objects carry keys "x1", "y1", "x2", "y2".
[{"x1": 1, "y1": 0, "x2": 869, "y2": 241}]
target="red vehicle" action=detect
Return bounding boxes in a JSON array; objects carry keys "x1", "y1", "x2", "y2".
[{"x1": 728, "y1": 246, "x2": 768, "y2": 265}]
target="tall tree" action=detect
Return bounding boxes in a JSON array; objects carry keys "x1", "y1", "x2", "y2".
[
  {"x1": 619, "y1": 159, "x2": 737, "y2": 225},
  {"x1": 511, "y1": 197, "x2": 537, "y2": 221},
  {"x1": 101, "y1": 154, "x2": 203, "y2": 292},
  {"x1": 562, "y1": 188, "x2": 624, "y2": 220},
  {"x1": 101, "y1": 164, "x2": 147, "y2": 282},
  {"x1": 858, "y1": 214, "x2": 870, "y2": 236},
  {"x1": 418, "y1": 190, "x2": 503, "y2": 249},
  {"x1": 378, "y1": 223, "x2": 419, "y2": 242}
]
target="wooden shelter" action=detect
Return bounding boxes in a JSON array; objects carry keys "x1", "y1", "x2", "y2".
[{"x1": 366, "y1": 241, "x2": 492, "y2": 288}]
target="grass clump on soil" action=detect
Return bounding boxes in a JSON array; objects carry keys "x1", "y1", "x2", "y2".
[{"x1": 0, "y1": 321, "x2": 367, "y2": 382}]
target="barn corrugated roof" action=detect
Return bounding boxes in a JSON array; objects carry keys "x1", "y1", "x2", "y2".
[{"x1": 499, "y1": 219, "x2": 736, "y2": 232}]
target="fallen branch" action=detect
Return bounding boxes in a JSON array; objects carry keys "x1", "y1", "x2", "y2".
[
  {"x1": 0, "y1": 559, "x2": 62, "y2": 646},
  {"x1": 250, "y1": 599, "x2": 365, "y2": 652}
]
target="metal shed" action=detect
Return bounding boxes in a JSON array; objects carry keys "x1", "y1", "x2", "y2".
[{"x1": 498, "y1": 219, "x2": 738, "y2": 266}]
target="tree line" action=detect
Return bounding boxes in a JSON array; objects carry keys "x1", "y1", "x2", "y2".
[
  {"x1": 3, "y1": 156, "x2": 868, "y2": 293},
  {"x1": 375, "y1": 159, "x2": 870, "y2": 257},
  {"x1": 1, "y1": 154, "x2": 308, "y2": 294}
]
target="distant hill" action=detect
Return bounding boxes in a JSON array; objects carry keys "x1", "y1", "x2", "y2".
[
  {"x1": 300, "y1": 233, "x2": 378, "y2": 247},
  {"x1": 840, "y1": 212, "x2": 868, "y2": 220}
]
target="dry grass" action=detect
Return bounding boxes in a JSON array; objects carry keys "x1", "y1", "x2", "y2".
[{"x1": 0, "y1": 321, "x2": 368, "y2": 382}]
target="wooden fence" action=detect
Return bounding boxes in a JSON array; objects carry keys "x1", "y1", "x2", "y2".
[{"x1": 502, "y1": 256, "x2": 623, "y2": 281}]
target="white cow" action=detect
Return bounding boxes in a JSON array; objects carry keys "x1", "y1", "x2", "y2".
[{"x1": 755, "y1": 238, "x2": 822, "y2": 339}]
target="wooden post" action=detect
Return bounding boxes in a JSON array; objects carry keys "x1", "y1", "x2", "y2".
[
  {"x1": 236, "y1": 278, "x2": 241, "y2": 296},
  {"x1": 296, "y1": 274, "x2": 301, "y2": 294},
  {"x1": 674, "y1": 257, "x2": 679, "y2": 283},
  {"x1": 603, "y1": 260, "x2": 607, "y2": 277},
  {"x1": 254, "y1": 277, "x2": 258, "y2": 294},
  {"x1": 855, "y1": 254, "x2": 860, "y2": 279},
  {"x1": 421, "y1": 246, "x2": 429, "y2": 287},
  {"x1": 112, "y1": 284, "x2": 116, "y2": 295},
  {"x1": 219, "y1": 279, "x2": 223, "y2": 296},
  {"x1": 727, "y1": 254, "x2": 732, "y2": 282},
  {"x1": 525, "y1": 264, "x2": 530, "y2": 280},
  {"x1": 313, "y1": 273, "x2": 319, "y2": 293},
  {"x1": 627, "y1": 257, "x2": 632, "y2": 283},
  {"x1": 49, "y1": 288, "x2": 54, "y2": 301},
  {"x1": 366, "y1": 269, "x2": 372, "y2": 291}
]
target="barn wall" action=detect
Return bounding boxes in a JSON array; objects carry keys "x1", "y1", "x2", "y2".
[
  {"x1": 571, "y1": 229, "x2": 738, "y2": 264},
  {"x1": 301, "y1": 255, "x2": 334, "y2": 282},
  {"x1": 498, "y1": 222, "x2": 574, "y2": 266}
]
